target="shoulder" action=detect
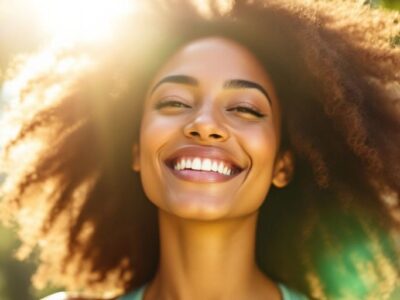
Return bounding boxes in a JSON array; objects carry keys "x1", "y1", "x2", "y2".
[{"x1": 40, "y1": 292, "x2": 118, "y2": 300}]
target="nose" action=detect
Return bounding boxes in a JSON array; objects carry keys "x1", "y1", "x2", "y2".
[{"x1": 183, "y1": 109, "x2": 229, "y2": 142}]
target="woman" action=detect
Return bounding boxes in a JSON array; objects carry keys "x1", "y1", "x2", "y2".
[{"x1": 1, "y1": 0, "x2": 399, "y2": 299}]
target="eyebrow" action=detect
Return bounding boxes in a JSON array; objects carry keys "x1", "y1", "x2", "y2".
[
  {"x1": 150, "y1": 75, "x2": 198, "y2": 94},
  {"x1": 150, "y1": 74, "x2": 272, "y2": 105},
  {"x1": 223, "y1": 79, "x2": 272, "y2": 105}
]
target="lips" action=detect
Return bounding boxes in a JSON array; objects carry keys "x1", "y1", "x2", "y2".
[{"x1": 164, "y1": 146, "x2": 245, "y2": 183}]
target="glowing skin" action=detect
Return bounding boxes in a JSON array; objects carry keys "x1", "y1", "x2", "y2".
[
  {"x1": 133, "y1": 37, "x2": 294, "y2": 300},
  {"x1": 135, "y1": 39, "x2": 287, "y2": 220}
]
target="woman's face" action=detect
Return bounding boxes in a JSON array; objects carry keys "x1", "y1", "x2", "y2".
[{"x1": 133, "y1": 37, "x2": 293, "y2": 220}]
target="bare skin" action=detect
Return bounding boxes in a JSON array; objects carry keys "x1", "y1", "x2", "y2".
[
  {"x1": 132, "y1": 37, "x2": 294, "y2": 300},
  {"x1": 144, "y1": 210, "x2": 281, "y2": 300}
]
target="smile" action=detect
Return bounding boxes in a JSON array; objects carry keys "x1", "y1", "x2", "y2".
[
  {"x1": 164, "y1": 146, "x2": 245, "y2": 183},
  {"x1": 174, "y1": 157, "x2": 235, "y2": 175}
]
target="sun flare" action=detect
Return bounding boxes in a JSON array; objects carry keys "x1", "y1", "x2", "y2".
[{"x1": 33, "y1": 0, "x2": 138, "y2": 44}]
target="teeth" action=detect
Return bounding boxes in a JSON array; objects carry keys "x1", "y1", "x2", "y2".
[
  {"x1": 192, "y1": 158, "x2": 202, "y2": 170},
  {"x1": 223, "y1": 166, "x2": 228, "y2": 175},
  {"x1": 186, "y1": 159, "x2": 191, "y2": 169},
  {"x1": 218, "y1": 162, "x2": 224, "y2": 173},
  {"x1": 173, "y1": 157, "x2": 234, "y2": 175},
  {"x1": 202, "y1": 159, "x2": 212, "y2": 171}
]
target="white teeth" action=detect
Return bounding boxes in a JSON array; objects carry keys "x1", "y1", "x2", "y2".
[
  {"x1": 223, "y1": 166, "x2": 228, "y2": 175},
  {"x1": 173, "y1": 157, "x2": 234, "y2": 175},
  {"x1": 202, "y1": 159, "x2": 212, "y2": 171},
  {"x1": 186, "y1": 159, "x2": 192, "y2": 169},
  {"x1": 181, "y1": 159, "x2": 186, "y2": 170},
  {"x1": 192, "y1": 158, "x2": 202, "y2": 170},
  {"x1": 218, "y1": 162, "x2": 224, "y2": 173}
]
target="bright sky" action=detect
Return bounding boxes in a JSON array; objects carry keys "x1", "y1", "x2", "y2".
[
  {"x1": 35, "y1": 0, "x2": 138, "y2": 44},
  {"x1": 0, "y1": 0, "x2": 142, "y2": 104},
  {"x1": 33, "y1": 0, "x2": 138, "y2": 45},
  {"x1": 0, "y1": 0, "x2": 140, "y2": 57}
]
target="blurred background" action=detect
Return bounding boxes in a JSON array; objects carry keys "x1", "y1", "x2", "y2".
[{"x1": 0, "y1": 0, "x2": 399, "y2": 299}]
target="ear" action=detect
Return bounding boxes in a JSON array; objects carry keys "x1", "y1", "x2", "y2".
[
  {"x1": 132, "y1": 144, "x2": 140, "y2": 172},
  {"x1": 272, "y1": 150, "x2": 294, "y2": 188}
]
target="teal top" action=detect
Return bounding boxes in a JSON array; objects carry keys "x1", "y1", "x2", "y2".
[{"x1": 119, "y1": 282, "x2": 309, "y2": 300}]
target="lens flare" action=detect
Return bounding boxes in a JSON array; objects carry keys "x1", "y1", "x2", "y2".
[{"x1": 33, "y1": 0, "x2": 138, "y2": 44}]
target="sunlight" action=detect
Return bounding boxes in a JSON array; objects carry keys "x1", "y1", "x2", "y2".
[{"x1": 33, "y1": 0, "x2": 138, "y2": 45}]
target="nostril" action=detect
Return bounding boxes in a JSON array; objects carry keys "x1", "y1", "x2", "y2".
[
  {"x1": 190, "y1": 131, "x2": 200, "y2": 137},
  {"x1": 189, "y1": 131, "x2": 222, "y2": 139},
  {"x1": 209, "y1": 133, "x2": 222, "y2": 139}
]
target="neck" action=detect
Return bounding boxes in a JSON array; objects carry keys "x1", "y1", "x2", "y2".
[{"x1": 144, "y1": 209, "x2": 281, "y2": 300}]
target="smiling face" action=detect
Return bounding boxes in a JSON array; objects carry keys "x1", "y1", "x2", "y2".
[{"x1": 133, "y1": 37, "x2": 293, "y2": 220}]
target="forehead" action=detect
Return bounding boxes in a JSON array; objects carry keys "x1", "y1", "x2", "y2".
[
  {"x1": 149, "y1": 37, "x2": 280, "y2": 116},
  {"x1": 146, "y1": 36, "x2": 282, "y2": 141},
  {"x1": 152, "y1": 37, "x2": 275, "y2": 89}
]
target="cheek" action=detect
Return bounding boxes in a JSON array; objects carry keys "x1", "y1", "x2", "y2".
[
  {"x1": 138, "y1": 113, "x2": 172, "y2": 204},
  {"x1": 140, "y1": 114, "x2": 162, "y2": 166},
  {"x1": 249, "y1": 131, "x2": 277, "y2": 170},
  {"x1": 236, "y1": 120, "x2": 278, "y2": 168},
  {"x1": 139, "y1": 109, "x2": 183, "y2": 151},
  {"x1": 138, "y1": 111, "x2": 188, "y2": 209},
  {"x1": 232, "y1": 123, "x2": 278, "y2": 212},
  {"x1": 250, "y1": 126, "x2": 279, "y2": 189}
]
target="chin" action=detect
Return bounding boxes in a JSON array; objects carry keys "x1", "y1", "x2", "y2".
[{"x1": 160, "y1": 193, "x2": 236, "y2": 221}]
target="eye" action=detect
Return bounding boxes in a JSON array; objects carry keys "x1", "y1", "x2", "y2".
[
  {"x1": 227, "y1": 105, "x2": 266, "y2": 119},
  {"x1": 155, "y1": 99, "x2": 192, "y2": 111}
]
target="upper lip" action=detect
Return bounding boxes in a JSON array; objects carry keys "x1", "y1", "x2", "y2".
[{"x1": 164, "y1": 145, "x2": 246, "y2": 171}]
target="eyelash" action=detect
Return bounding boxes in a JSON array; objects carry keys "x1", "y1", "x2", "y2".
[
  {"x1": 227, "y1": 106, "x2": 266, "y2": 118},
  {"x1": 155, "y1": 99, "x2": 191, "y2": 109},
  {"x1": 155, "y1": 100, "x2": 266, "y2": 118}
]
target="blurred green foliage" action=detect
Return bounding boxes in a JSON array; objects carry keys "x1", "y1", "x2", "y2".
[
  {"x1": 380, "y1": 0, "x2": 400, "y2": 47},
  {"x1": 0, "y1": 224, "x2": 34, "y2": 300},
  {"x1": 368, "y1": 0, "x2": 400, "y2": 10},
  {"x1": 0, "y1": 223, "x2": 59, "y2": 300},
  {"x1": 381, "y1": 0, "x2": 400, "y2": 10}
]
